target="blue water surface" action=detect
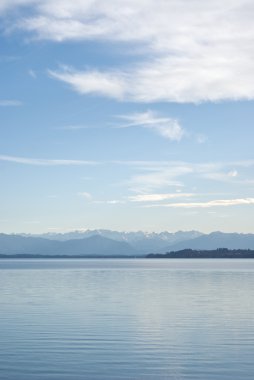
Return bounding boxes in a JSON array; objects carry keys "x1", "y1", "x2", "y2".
[{"x1": 0, "y1": 259, "x2": 254, "y2": 380}]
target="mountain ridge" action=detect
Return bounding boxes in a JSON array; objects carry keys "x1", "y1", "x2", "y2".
[
  {"x1": 1, "y1": 231, "x2": 254, "y2": 257},
  {"x1": 21, "y1": 229, "x2": 202, "y2": 253},
  {"x1": 0, "y1": 233, "x2": 139, "y2": 256},
  {"x1": 165, "y1": 232, "x2": 254, "y2": 251}
]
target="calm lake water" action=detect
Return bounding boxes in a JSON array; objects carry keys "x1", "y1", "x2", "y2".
[{"x1": 0, "y1": 259, "x2": 254, "y2": 380}]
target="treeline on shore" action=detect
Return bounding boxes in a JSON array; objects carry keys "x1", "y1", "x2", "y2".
[
  {"x1": 1, "y1": 248, "x2": 254, "y2": 259},
  {"x1": 0, "y1": 254, "x2": 137, "y2": 259},
  {"x1": 147, "y1": 248, "x2": 254, "y2": 258}
]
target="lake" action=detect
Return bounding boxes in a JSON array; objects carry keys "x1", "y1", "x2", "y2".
[{"x1": 0, "y1": 259, "x2": 254, "y2": 379}]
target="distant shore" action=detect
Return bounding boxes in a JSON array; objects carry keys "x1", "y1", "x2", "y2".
[
  {"x1": 0, "y1": 254, "x2": 140, "y2": 259},
  {"x1": 147, "y1": 248, "x2": 254, "y2": 259},
  {"x1": 1, "y1": 248, "x2": 254, "y2": 259}
]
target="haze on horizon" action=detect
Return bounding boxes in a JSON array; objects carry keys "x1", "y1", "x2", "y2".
[{"x1": 1, "y1": 1, "x2": 254, "y2": 234}]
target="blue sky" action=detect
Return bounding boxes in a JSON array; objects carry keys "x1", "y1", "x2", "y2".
[{"x1": 1, "y1": 0, "x2": 254, "y2": 234}]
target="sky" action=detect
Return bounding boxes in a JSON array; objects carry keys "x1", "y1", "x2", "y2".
[{"x1": 0, "y1": 0, "x2": 254, "y2": 234}]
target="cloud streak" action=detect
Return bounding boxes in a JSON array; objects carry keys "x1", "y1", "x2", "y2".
[
  {"x1": 145, "y1": 198, "x2": 254, "y2": 209},
  {"x1": 129, "y1": 193, "x2": 194, "y2": 202},
  {"x1": 117, "y1": 111, "x2": 184, "y2": 141},
  {"x1": 125, "y1": 160, "x2": 254, "y2": 193},
  {"x1": 48, "y1": 68, "x2": 125, "y2": 100},
  {"x1": 0, "y1": 100, "x2": 22, "y2": 106},
  {"x1": 0, "y1": 155, "x2": 97, "y2": 166},
  {"x1": 2, "y1": 1, "x2": 254, "y2": 102},
  {"x1": 78, "y1": 192, "x2": 92, "y2": 200}
]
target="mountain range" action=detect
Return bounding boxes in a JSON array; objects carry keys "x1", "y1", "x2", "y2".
[
  {"x1": 165, "y1": 232, "x2": 254, "y2": 252},
  {"x1": 23, "y1": 229, "x2": 202, "y2": 253},
  {"x1": 1, "y1": 230, "x2": 254, "y2": 257},
  {"x1": 0, "y1": 234, "x2": 138, "y2": 257}
]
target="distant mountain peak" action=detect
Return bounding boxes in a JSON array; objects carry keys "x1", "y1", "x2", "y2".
[{"x1": 2, "y1": 230, "x2": 253, "y2": 256}]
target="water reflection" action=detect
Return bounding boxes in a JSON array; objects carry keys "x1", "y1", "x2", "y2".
[{"x1": 0, "y1": 259, "x2": 254, "y2": 379}]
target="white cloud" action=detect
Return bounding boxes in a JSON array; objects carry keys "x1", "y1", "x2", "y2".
[
  {"x1": 92, "y1": 199, "x2": 125, "y2": 205},
  {"x1": 0, "y1": 100, "x2": 22, "y2": 106},
  {"x1": 78, "y1": 192, "x2": 92, "y2": 200},
  {"x1": 128, "y1": 164, "x2": 193, "y2": 193},
  {"x1": 124, "y1": 159, "x2": 254, "y2": 193},
  {"x1": 204, "y1": 169, "x2": 239, "y2": 182},
  {"x1": 106, "y1": 200, "x2": 125, "y2": 204},
  {"x1": 117, "y1": 111, "x2": 184, "y2": 141},
  {"x1": 129, "y1": 193, "x2": 194, "y2": 202},
  {"x1": 196, "y1": 134, "x2": 208, "y2": 144},
  {"x1": 228, "y1": 170, "x2": 238, "y2": 177},
  {"x1": 0, "y1": 154, "x2": 97, "y2": 166},
  {"x1": 28, "y1": 69, "x2": 37, "y2": 78},
  {"x1": 0, "y1": 154, "x2": 252, "y2": 197},
  {"x1": 146, "y1": 198, "x2": 254, "y2": 208},
  {"x1": 2, "y1": 1, "x2": 254, "y2": 102},
  {"x1": 48, "y1": 67, "x2": 125, "y2": 100}
]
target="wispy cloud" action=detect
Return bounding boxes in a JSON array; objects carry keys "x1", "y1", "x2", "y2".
[
  {"x1": 0, "y1": 155, "x2": 97, "y2": 166},
  {"x1": 48, "y1": 67, "x2": 125, "y2": 100},
  {"x1": 145, "y1": 198, "x2": 254, "y2": 209},
  {"x1": 129, "y1": 193, "x2": 194, "y2": 202},
  {"x1": 0, "y1": 100, "x2": 22, "y2": 106},
  {"x1": 92, "y1": 199, "x2": 125, "y2": 205},
  {"x1": 1, "y1": 154, "x2": 253, "y2": 196},
  {"x1": 127, "y1": 165, "x2": 192, "y2": 193},
  {"x1": 117, "y1": 111, "x2": 184, "y2": 141},
  {"x1": 196, "y1": 134, "x2": 208, "y2": 144},
  {"x1": 2, "y1": 1, "x2": 254, "y2": 102},
  {"x1": 0, "y1": 55, "x2": 20, "y2": 62},
  {"x1": 203, "y1": 169, "x2": 238, "y2": 182},
  {"x1": 125, "y1": 160, "x2": 254, "y2": 193},
  {"x1": 28, "y1": 69, "x2": 37, "y2": 78},
  {"x1": 78, "y1": 192, "x2": 92, "y2": 200},
  {"x1": 106, "y1": 200, "x2": 125, "y2": 204}
]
